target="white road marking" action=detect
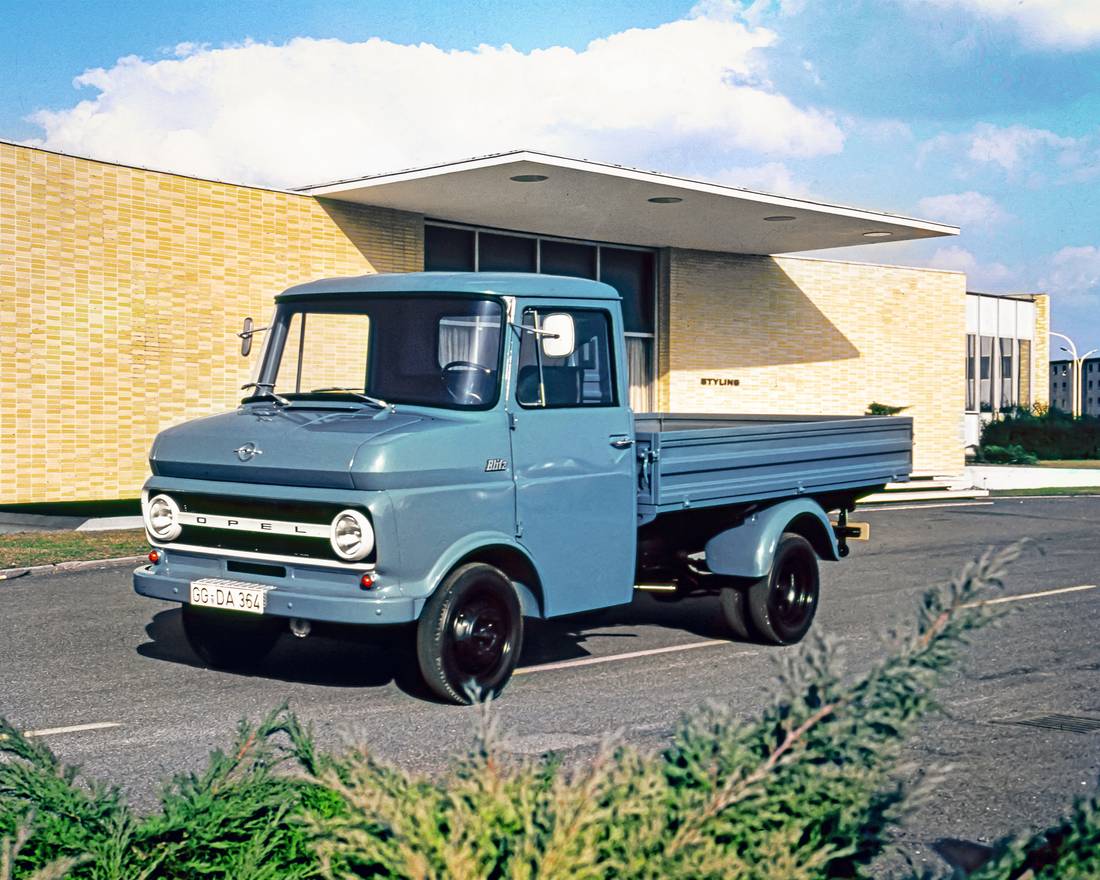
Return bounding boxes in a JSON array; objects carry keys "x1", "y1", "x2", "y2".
[
  {"x1": 21, "y1": 721, "x2": 122, "y2": 738},
  {"x1": 858, "y1": 501, "x2": 995, "y2": 512},
  {"x1": 516, "y1": 583, "x2": 1097, "y2": 678},
  {"x1": 964, "y1": 584, "x2": 1098, "y2": 609},
  {"x1": 515, "y1": 640, "x2": 754, "y2": 676}
]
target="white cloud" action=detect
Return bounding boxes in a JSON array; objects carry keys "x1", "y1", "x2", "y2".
[
  {"x1": 1040, "y1": 245, "x2": 1100, "y2": 306},
  {"x1": 712, "y1": 161, "x2": 808, "y2": 195},
  {"x1": 918, "y1": 122, "x2": 1078, "y2": 175},
  {"x1": 916, "y1": 191, "x2": 1009, "y2": 229},
  {"x1": 927, "y1": 245, "x2": 1013, "y2": 287},
  {"x1": 26, "y1": 13, "x2": 844, "y2": 188},
  {"x1": 912, "y1": 0, "x2": 1100, "y2": 50},
  {"x1": 966, "y1": 123, "x2": 1075, "y2": 171}
]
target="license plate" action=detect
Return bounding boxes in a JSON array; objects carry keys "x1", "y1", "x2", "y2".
[{"x1": 189, "y1": 578, "x2": 271, "y2": 614}]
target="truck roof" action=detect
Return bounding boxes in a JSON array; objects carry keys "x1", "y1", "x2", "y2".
[{"x1": 278, "y1": 271, "x2": 621, "y2": 301}]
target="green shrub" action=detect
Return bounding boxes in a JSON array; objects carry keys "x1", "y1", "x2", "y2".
[
  {"x1": 1, "y1": 544, "x2": 1098, "y2": 878},
  {"x1": 981, "y1": 413, "x2": 1100, "y2": 460},
  {"x1": 974, "y1": 444, "x2": 1039, "y2": 465},
  {"x1": 865, "y1": 402, "x2": 908, "y2": 416},
  {"x1": 0, "y1": 707, "x2": 336, "y2": 880}
]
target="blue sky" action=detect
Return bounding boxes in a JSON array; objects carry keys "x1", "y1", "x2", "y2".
[{"x1": 4, "y1": 0, "x2": 1099, "y2": 356}]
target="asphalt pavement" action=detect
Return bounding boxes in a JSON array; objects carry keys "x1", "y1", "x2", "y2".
[{"x1": 1, "y1": 495, "x2": 1098, "y2": 874}]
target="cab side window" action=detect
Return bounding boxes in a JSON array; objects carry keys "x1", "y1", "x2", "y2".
[{"x1": 516, "y1": 309, "x2": 616, "y2": 408}]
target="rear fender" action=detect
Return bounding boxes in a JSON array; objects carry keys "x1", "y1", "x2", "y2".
[{"x1": 705, "y1": 498, "x2": 840, "y2": 579}]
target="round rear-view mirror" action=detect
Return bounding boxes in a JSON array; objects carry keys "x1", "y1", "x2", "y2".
[{"x1": 540, "y1": 313, "x2": 576, "y2": 359}]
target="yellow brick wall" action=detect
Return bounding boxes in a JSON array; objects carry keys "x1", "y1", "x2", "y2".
[
  {"x1": 0, "y1": 142, "x2": 422, "y2": 504},
  {"x1": 665, "y1": 250, "x2": 968, "y2": 475},
  {"x1": 1032, "y1": 294, "x2": 1050, "y2": 409}
]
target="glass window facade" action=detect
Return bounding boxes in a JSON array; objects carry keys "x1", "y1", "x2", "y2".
[
  {"x1": 966, "y1": 334, "x2": 976, "y2": 412},
  {"x1": 423, "y1": 223, "x2": 656, "y2": 411}
]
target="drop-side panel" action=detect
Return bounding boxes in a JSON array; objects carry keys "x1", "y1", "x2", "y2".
[{"x1": 634, "y1": 414, "x2": 912, "y2": 515}]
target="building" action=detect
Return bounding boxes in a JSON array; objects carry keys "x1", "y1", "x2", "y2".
[
  {"x1": 964, "y1": 291, "x2": 1050, "y2": 450},
  {"x1": 0, "y1": 141, "x2": 1048, "y2": 505},
  {"x1": 1050, "y1": 357, "x2": 1100, "y2": 416}
]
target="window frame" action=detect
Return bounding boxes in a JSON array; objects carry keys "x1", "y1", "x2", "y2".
[
  {"x1": 514, "y1": 306, "x2": 619, "y2": 411},
  {"x1": 259, "y1": 294, "x2": 508, "y2": 412}
]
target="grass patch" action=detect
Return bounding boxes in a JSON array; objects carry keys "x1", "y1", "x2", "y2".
[
  {"x1": 0, "y1": 529, "x2": 146, "y2": 570},
  {"x1": 989, "y1": 487, "x2": 1100, "y2": 497},
  {"x1": 1035, "y1": 459, "x2": 1100, "y2": 469}
]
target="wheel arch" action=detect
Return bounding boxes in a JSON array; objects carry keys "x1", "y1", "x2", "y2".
[
  {"x1": 783, "y1": 511, "x2": 840, "y2": 563},
  {"x1": 448, "y1": 543, "x2": 546, "y2": 619},
  {"x1": 705, "y1": 497, "x2": 840, "y2": 579}
]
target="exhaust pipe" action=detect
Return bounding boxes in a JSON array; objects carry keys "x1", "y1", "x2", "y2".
[
  {"x1": 634, "y1": 582, "x2": 678, "y2": 593},
  {"x1": 288, "y1": 618, "x2": 312, "y2": 639}
]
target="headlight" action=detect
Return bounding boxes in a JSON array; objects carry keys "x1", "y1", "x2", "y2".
[
  {"x1": 144, "y1": 493, "x2": 182, "y2": 541},
  {"x1": 329, "y1": 509, "x2": 374, "y2": 561}
]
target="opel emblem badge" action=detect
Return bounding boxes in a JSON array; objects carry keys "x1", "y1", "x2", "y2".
[{"x1": 234, "y1": 442, "x2": 262, "y2": 462}]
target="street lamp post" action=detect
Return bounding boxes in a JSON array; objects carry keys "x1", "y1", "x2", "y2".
[{"x1": 1051, "y1": 331, "x2": 1098, "y2": 418}]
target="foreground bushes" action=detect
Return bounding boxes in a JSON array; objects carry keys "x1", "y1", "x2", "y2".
[
  {"x1": 981, "y1": 411, "x2": 1100, "y2": 460},
  {"x1": 2, "y1": 545, "x2": 1098, "y2": 879}
]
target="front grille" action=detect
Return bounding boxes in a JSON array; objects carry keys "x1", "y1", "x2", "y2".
[
  {"x1": 177, "y1": 525, "x2": 339, "y2": 561},
  {"x1": 157, "y1": 491, "x2": 375, "y2": 565},
  {"x1": 172, "y1": 491, "x2": 346, "y2": 524}
]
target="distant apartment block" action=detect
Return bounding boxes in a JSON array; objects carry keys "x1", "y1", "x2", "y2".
[{"x1": 1050, "y1": 357, "x2": 1100, "y2": 416}]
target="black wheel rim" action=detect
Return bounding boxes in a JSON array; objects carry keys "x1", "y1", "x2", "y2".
[
  {"x1": 446, "y1": 587, "x2": 512, "y2": 682},
  {"x1": 768, "y1": 552, "x2": 817, "y2": 640}
]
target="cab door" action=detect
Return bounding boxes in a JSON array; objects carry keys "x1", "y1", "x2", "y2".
[{"x1": 508, "y1": 304, "x2": 637, "y2": 616}]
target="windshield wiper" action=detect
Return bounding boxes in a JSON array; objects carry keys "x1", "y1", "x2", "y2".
[
  {"x1": 240, "y1": 382, "x2": 290, "y2": 406},
  {"x1": 308, "y1": 387, "x2": 392, "y2": 411}
]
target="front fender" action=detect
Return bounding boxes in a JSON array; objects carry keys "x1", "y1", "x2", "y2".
[
  {"x1": 705, "y1": 498, "x2": 840, "y2": 579},
  {"x1": 405, "y1": 531, "x2": 543, "y2": 618}
]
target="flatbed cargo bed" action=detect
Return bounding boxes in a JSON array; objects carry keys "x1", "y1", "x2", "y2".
[{"x1": 634, "y1": 413, "x2": 913, "y2": 518}]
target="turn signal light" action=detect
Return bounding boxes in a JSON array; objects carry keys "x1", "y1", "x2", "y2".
[
  {"x1": 359, "y1": 573, "x2": 375, "y2": 590},
  {"x1": 148, "y1": 550, "x2": 160, "y2": 564}
]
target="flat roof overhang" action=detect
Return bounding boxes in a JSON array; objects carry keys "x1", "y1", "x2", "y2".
[{"x1": 298, "y1": 151, "x2": 958, "y2": 255}]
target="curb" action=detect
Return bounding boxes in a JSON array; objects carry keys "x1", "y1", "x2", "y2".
[{"x1": 0, "y1": 555, "x2": 144, "y2": 581}]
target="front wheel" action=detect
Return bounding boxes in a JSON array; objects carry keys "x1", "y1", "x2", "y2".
[
  {"x1": 416, "y1": 563, "x2": 523, "y2": 704},
  {"x1": 181, "y1": 604, "x2": 282, "y2": 670},
  {"x1": 746, "y1": 533, "x2": 820, "y2": 645}
]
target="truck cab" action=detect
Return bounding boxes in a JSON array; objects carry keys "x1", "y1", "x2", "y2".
[{"x1": 134, "y1": 272, "x2": 910, "y2": 702}]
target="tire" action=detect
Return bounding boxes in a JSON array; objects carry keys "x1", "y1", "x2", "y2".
[
  {"x1": 416, "y1": 563, "x2": 523, "y2": 704},
  {"x1": 717, "y1": 578, "x2": 755, "y2": 641},
  {"x1": 181, "y1": 604, "x2": 282, "y2": 670},
  {"x1": 746, "y1": 533, "x2": 820, "y2": 645}
]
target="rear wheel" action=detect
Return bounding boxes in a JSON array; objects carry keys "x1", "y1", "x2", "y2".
[
  {"x1": 717, "y1": 577, "x2": 755, "y2": 641},
  {"x1": 746, "y1": 533, "x2": 820, "y2": 645},
  {"x1": 417, "y1": 563, "x2": 523, "y2": 704},
  {"x1": 181, "y1": 604, "x2": 282, "y2": 670}
]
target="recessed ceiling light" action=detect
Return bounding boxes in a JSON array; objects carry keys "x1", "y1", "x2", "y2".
[
  {"x1": 763, "y1": 215, "x2": 796, "y2": 222},
  {"x1": 862, "y1": 231, "x2": 892, "y2": 238},
  {"x1": 648, "y1": 196, "x2": 683, "y2": 204},
  {"x1": 510, "y1": 174, "x2": 548, "y2": 182}
]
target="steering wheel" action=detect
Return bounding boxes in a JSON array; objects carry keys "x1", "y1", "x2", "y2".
[{"x1": 441, "y1": 360, "x2": 493, "y2": 404}]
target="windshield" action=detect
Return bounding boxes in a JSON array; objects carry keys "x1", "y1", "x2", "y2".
[{"x1": 256, "y1": 295, "x2": 504, "y2": 410}]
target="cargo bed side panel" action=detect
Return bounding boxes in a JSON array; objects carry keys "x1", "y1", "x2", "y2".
[{"x1": 635, "y1": 414, "x2": 912, "y2": 515}]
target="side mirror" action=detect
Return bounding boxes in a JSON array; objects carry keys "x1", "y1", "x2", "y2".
[
  {"x1": 240, "y1": 317, "x2": 255, "y2": 357},
  {"x1": 540, "y1": 313, "x2": 576, "y2": 359}
]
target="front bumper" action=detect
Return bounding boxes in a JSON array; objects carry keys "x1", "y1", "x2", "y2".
[{"x1": 133, "y1": 553, "x2": 419, "y2": 625}]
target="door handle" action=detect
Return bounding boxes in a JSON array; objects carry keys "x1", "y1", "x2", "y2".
[{"x1": 609, "y1": 437, "x2": 635, "y2": 449}]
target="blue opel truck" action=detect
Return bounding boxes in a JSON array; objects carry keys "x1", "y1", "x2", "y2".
[{"x1": 134, "y1": 272, "x2": 911, "y2": 703}]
